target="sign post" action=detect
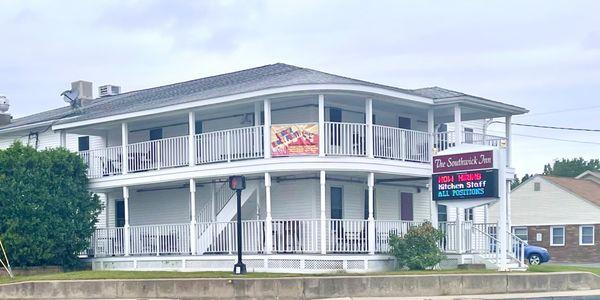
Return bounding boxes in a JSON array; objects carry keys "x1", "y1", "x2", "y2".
[
  {"x1": 432, "y1": 148, "x2": 509, "y2": 270},
  {"x1": 229, "y1": 175, "x2": 247, "y2": 275}
]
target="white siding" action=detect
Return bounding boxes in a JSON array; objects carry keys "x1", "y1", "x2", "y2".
[{"x1": 489, "y1": 176, "x2": 600, "y2": 226}]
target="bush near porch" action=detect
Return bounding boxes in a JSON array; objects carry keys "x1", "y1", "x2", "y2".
[
  {"x1": 0, "y1": 142, "x2": 101, "y2": 268},
  {"x1": 389, "y1": 222, "x2": 445, "y2": 270}
]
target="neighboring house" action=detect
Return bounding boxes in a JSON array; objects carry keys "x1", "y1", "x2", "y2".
[
  {"x1": 490, "y1": 173, "x2": 600, "y2": 263},
  {"x1": 0, "y1": 63, "x2": 527, "y2": 272}
]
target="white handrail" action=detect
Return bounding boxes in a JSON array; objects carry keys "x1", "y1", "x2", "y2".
[
  {"x1": 195, "y1": 126, "x2": 264, "y2": 164},
  {"x1": 374, "y1": 220, "x2": 424, "y2": 253},
  {"x1": 327, "y1": 219, "x2": 369, "y2": 253},
  {"x1": 127, "y1": 136, "x2": 189, "y2": 172},
  {"x1": 435, "y1": 131, "x2": 505, "y2": 151},
  {"x1": 79, "y1": 146, "x2": 123, "y2": 178},
  {"x1": 373, "y1": 125, "x2": 429, "y2": 162},
  {"x1": 272, "y1": 219, "x2": 320, "y2": 253},
  {"x1": 128, "y1": 223, "x2": 190, "y2": 255},
  {"x1": 324, "y1": 122, "x2": 367, "y2": 156}
]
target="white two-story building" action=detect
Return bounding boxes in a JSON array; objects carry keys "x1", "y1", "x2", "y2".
[{"x1": 0, "y1": 64, "x2": 527, "y2": 272}]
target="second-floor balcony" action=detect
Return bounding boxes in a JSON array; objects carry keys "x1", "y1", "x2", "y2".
[{"x1": 78, "y1": 122, "x2": 504, "y2": 179}]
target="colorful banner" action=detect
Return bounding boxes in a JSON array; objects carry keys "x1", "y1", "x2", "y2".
[{"x1": 271, "y1": 123, "x2": 319, "y2": 156}]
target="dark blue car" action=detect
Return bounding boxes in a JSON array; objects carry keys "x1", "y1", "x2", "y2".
[{"x1": 524, "y1": 244, "x2": 551, "y2": 265}]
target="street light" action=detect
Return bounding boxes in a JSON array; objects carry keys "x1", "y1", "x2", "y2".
[{"x1": 229, "y1": 175, "x2": 247, "y2": 275}]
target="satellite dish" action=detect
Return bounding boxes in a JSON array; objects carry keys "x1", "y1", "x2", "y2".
[
  {"x1": 60, "y1": 89, "x2": 80, "y2": 107},
  {"x1": 0, "y1": 95, "x2": 8, "y2": 113}
]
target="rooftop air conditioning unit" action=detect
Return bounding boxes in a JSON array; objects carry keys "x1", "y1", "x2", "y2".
[{"x1": 98, "y1": 85, "x2": 121, "y2": 97}]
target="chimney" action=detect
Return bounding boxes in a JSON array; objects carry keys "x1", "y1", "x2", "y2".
[
  {"x1": 71, "y1": 80, "x2": 94, "y2": 106},
  {"x1": 0, "y1": 95, "x2": 11, "y2": 126},
  {"x1": 99, "y1": 85, "x2": 121, "y2": 97}
]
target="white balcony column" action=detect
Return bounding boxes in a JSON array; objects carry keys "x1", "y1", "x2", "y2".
[
  {"x1": 454, "y1": 104, "x2": 463, "y2": 145},
  {"x1": 123, "y1": 186, "x2": 130, "y2": 256},
  {"x1": 263, "y1": 99, "x2": 272, "y2": 159},
  {"x1": 427, "y1": 109, "x2": 438, "y2": 229},
  {"x1": 318, "y1": 94, "x2": 325, "y2": 157},
  {"x1": 188, "y1": 112, "x2": 196, "y2": 167},
  {"x1": 189, "y1": 178, "x2": 197, "y2": 255},
  {"x1": 365, "y1": 98, "x2": 374, "y2": 158},
  {"x1": 59, "y1": 130, "x2": 67, "y2": 148},
  {"x1": 264, "y1": 172, "x2": 273, "y2": 254},
  {"x1": 121, "y1": 122, "x2": 129, "y2": 174},
  {"x1": 367, "y1": 172, "x2": 375, "y2": 254},
  {"x1": 320, "y1": 171, "x2": 327, "y2": 254}
]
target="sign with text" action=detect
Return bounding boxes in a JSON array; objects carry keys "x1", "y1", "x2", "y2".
[
  {"x1": 433, "y1": 150, "x2": 493, "y2": 173},
  {"x1": 432, "y1": 169, "x2": 499, "y2": 201},
  {"x1": 271, "y1": 123, "x2": 319, "y2": 156}
]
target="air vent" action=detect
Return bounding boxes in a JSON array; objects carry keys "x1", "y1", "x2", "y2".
[{"x1": 99, "y1": 85, "x2": 121, "y2": 97}]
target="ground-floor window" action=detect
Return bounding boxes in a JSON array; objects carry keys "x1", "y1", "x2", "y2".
[
  {"x1": 512, "y1": 227, "x2": 528, "y2": 242},
  {"x1": 464, "y1": 208, "x2": 474, "y2": 221},
  {"x1": 115, "y1": 200, "x2": 125, "y2": 227},
  {"x1": 331, "y1": 187, "x2": 343, "y2": 219},
  {"x1": 580, "y1": 225, "x2": 595, "y2": 245},
  {"x1": 437, "y1": 205, "x2": 447, "y2": 222},
  {"x1": 551, "y1": 226, "x2": 565, "y2": 246}
]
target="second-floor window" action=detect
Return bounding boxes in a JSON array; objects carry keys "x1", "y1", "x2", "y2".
[
  {"x1": 149, "y1": 128, "x2": 163, "y2": 140},
  {"x1": 78, "y1": 136, "x2": 90, "y2": 151}
]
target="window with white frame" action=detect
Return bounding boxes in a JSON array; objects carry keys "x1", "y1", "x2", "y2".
[
  {"x1": 513, "y1": 227, "x2": 528, "y2": 242},
  {"x1": 551, "y1": 226, "x2": 565, "y2": 246},
  {"x1": 580, "y1": 225, "x2": 595, "y2": 245}
]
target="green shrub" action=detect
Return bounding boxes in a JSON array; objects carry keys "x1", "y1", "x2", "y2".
[
  {"x1": 0, "y1": 142, "x2": 101, "y2": 267},
  {"x1": 388, "y1": 222, "x2": 445, "y2": 270}
]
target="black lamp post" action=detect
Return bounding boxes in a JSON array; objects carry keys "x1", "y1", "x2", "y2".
[{"x1": 229, "y1": 175, "x2": 247, "y2": 275}]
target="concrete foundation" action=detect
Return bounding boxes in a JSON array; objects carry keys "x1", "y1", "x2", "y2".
[{"x1": 0, "y1": 272, "x2": 598, "y2": 299}]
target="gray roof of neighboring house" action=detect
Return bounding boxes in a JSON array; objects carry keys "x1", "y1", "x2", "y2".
[{"x1": 0, "y1": 63, "x2": 527, "y2": 131}]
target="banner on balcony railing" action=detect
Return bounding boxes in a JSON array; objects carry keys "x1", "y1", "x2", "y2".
[{"x1": 271, "y1": 123, "x2": 319, "y2": 156}]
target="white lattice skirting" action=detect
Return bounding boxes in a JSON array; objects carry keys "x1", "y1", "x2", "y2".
[{"x1": 88, "y1": 254, "x2": 397, "y2": 273}]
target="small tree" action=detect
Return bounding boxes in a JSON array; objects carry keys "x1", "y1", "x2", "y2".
[
  {"x1": 388, "y1": 222, "x2": 444, "y2": 270},
  {"x1": 0, "y1": 142, "x2": 101, "y2": 267}
]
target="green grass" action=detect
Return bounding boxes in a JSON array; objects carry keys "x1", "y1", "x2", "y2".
[
  {"x1": 527, "y1": 264, "x2": 600, "y2": 276},
  {"x1": 0, "y1": 265, "x2": 597, "y2": 285}
]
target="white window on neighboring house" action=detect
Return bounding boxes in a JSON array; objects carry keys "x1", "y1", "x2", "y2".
[
  {"x1": 580, "y1": 225, "x2": 595, "y2": 246},
  {"x1": 513, "y1": 227, "x2": 529, "y2": 242},
  {"x1": 551, "y1": 226, "x2": 565, "y2": 246},
  {"x1": 534, "y1": 182, "x2": 541, "y2": 191}
]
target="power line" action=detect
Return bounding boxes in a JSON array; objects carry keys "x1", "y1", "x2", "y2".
[
  {"x1": 515, "y1": 105, "x2": 600, "y2": 118},
  {"x1": 494, "y1": 121, "x2": 600, "y2": 132},
  {"x1": 485, "y1": 129, "x2": 600, "y2": 145}
]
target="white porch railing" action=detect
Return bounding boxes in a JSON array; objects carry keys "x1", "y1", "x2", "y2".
[
  {"x1": 373, "y1": 126, "x2": 430, "y2": 162},
  {"x1": 272, "y1": 219, "x2": 320, "y2": 253},
  {"x1": 79, "y1": 146, "x2": 123, "y2": 178},
  {"x1": 195, "y1": 126, "x2": 264, "y2": 164},
  {"x1": 374, "y1": 220, "x2": 424, "y2": 253},
  {"x1": 127, "y1": 136, "x2": 189, "y2": 173},
  {"x1": 129, "y1": 223, "x2": 190, "y2": 255},
  {"x1": 324, "y1": 122, "x2": 367, "y2": 156},
  {"x1": 88, "y1": 227, "x2": 125, "y2": 257},
  {"x1": 435, "y1": 131, "x2": 505, "y2": 152},
  {"x1": 327, "y1": 219, "x2": 369, "y2": 253}
]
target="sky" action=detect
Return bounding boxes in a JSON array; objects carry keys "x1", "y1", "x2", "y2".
[{"x1": 0, "y1": 0, "x2": 599, "y2": 176}]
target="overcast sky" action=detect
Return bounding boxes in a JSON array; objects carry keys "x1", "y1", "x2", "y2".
[{"x1": 0, "y1": 0, "x2": 599, "y2": 175}]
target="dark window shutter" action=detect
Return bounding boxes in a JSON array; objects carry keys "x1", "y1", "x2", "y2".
[
  {"x1": 437, "y1": 204, "x2": 447, "y2": 222},
  {"x1": 398, "y1": 117, "x2": 411, "y2": 129},
  {"x1": 329, "y1": 107, "x2": 342, "y2": 122},
  {"x1": 115, "y1": 200, "x2": 125, "y2": 227},
  {"x1": 78, "y1": 136, "x2": 90, "y2": 151},
  {"x1": 330, "y1": 187, "x2": 343, "y2": 219},
  {"x1": 400, "y1": 192, "x2": 413, "y2": 221}
]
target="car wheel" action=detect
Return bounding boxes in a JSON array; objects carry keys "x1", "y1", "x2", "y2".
[{"x1": 528, "y1": 254, "x2": 541, "y2": 265}]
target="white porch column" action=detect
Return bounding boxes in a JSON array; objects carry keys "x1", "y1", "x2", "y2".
[
  {"x1": 505, "y1": 116, "x2": 512, "y2": 168},
  {"x1": 455, "y1": 207, "x2": 463, "y2": 254},
  {"x1": 264, "y1": 172, "x2": 273, "y2": 254},
  {"x1": 367, "y1": 172, "x2": 375, "y2": 254},
  {"x1": 59, "y1": 130, "x2": 67, "y2": 148},
  {"x1": 365, "y1": 98, "x2": 373, "y2": 158},
  {"x1": 320, "y1": 171, "x2": 327, "y2": 254},
  {"x1": 428, "y1": 109, "x2": 438, "y2": 228},
  {"x1": 189, "y1": 178, "x2": 197, "y2": 255},
  {"x1": 263, "y1": 99, "x2": 272, "y2": 159},
  {"x1": 454, "y1": 105, "x2": 463, "y2": 145},
  {"x1": 121, "y1": 122, "x2": 129, "y2": 174},
  {"x1": 123, "y1": 186, "x2": 130, "y2": 256},
  {"x1": 318, "y1": 95, "x2": 325, "y2": 157},
  {"x1": 498, "y1": 163, "x2": 509, "y2": 271},
  {"x1": 188, "y1": 112, "x2": 196, "y2": 167}
]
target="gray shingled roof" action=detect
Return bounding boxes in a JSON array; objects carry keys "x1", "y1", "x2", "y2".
[{"x1": 0, "y1": 63, "x2": 525, "y2": 131}]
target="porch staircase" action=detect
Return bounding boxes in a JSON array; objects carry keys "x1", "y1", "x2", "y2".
[
  {"x1": 467, "y1": 225, "x2": 527, "y2": 271},
  {"x1": 195, "y1": 180, "x2": 258, "y2": 254}
]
